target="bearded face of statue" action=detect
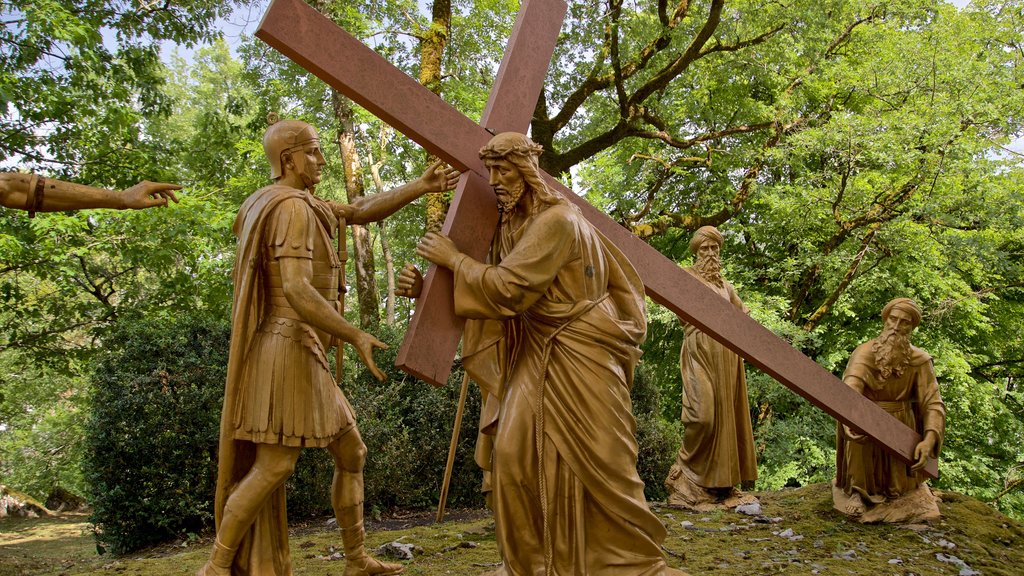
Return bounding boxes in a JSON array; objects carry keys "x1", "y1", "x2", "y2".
[
  {"x1": 872, "y1": 308, "x2": 915, "y2": 380},
  {"x1": 485, "y1": 157, "x2": 528, "y2": 220},
  {"x1": 693, "y1": 239, "x2": 724, "y2": 287}
]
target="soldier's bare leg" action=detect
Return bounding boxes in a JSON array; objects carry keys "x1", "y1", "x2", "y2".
[
  {"x1": 326, "y1": 428, "x2": 403, "y2": 576},
  {"x1": 198, "y1": 444, "x2": 301, "y2": 576}
]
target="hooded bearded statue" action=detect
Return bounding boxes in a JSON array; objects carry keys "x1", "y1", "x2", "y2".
[
  {"x1": 664, "y1": 226, "x2": 758, "y2": 509},
  {"x1": 833, "y1": 297, "x2": 946, "y2": 523}
]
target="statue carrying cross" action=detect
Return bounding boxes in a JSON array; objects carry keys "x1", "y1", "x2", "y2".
[{"x1": 255, "y1": 0, "x2": 938, "y2": 482}]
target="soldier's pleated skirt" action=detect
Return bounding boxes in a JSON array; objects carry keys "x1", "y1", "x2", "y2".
[{"x1": 233, "y1": 316, "x2": 355, "y2": 447}]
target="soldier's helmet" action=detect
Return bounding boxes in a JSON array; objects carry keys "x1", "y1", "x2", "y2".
[{"x1": 263, "y1": 114, "x2": 320, "y2": 180}]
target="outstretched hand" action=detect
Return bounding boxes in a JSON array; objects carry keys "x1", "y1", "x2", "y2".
[
  {"x1": 352, "y1": 330, "x2": 389, "y2": 382},
  {"x1": 122, "y1": 181, "x2": 181, "y2": 209},
  {"x1": 417, "y1": 232, "x2": 460, "y2": 270},
  {"x1": 395, "y1": 263, "x2": 423, "y2": 298},
  {"x1": 418, "y1": 160, "x2": 461, "y2": 194}
]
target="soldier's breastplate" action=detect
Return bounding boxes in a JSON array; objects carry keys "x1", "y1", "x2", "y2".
[{"x1": 265, "y1": 233, "x2": 341, "y2": 348}]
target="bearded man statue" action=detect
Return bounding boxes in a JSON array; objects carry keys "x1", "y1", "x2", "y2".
[
  {"x1": 664, "y1": 226, "x2": 758, "y2": 510},
  {"x1": 833, "y1": 297, "x2": 946, "y2": 523}
]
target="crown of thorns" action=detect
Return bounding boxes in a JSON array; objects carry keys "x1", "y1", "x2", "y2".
[{"x1": 479, "y1": 141, "x2": 545, "y2": 160}]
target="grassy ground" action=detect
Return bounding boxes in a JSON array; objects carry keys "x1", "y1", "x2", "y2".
[{"x1": 2, "y1": 484, "x2": 1021, "y2": 575}]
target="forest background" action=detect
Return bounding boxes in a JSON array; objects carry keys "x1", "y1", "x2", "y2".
[{"x1": 1, "y1": 0, "x2": 1023, "y2": 554}]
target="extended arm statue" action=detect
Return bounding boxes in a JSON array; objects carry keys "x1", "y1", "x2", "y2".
[
  {"x1": 328, "y1": 160, "x2": 459, "y2": 224},
  {"x1": 0, "y1": 173, "x2": 180, "y2": 214}
]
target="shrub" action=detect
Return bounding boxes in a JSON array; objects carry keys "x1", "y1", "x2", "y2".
[
  {"x1": 343, "y1": 323, "x2": 484, "y2": 514},
  {"x1": 86, "y1": 312, "x2": 228, "y2": 554},
  {"x1": 632, "y1": 365, "x2": 683, "y2": 502}
]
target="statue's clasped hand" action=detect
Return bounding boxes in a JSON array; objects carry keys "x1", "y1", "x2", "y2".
[
  {"x1": 395, "y1": 263, "x2": 423, "y2": 298},
  {"x1": 910, "y1": 431, "x2": 938, "y2": 473},
  {"x1": 416, "y1": 232, "x2": 460, "y2": 270}
]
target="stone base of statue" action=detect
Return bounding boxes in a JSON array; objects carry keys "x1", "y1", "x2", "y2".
[
  {"x1": 665, "y1": 463, "x2": 758, "y2": 512},
  {"x1": 832, "y1": 482, "x2": 941, "y2": 524}
]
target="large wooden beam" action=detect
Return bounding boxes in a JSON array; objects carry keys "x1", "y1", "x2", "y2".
[
  {"x1": 256, "y1": 0, "x2": 936, "y2": 478},
  {"x1": 394, "y1": 0, "x2": 569, "y2": 385}
]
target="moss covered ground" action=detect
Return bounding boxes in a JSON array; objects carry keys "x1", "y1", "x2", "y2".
[{"x1": 1, "y1": 484, "x2": 1021, "y2": 575}]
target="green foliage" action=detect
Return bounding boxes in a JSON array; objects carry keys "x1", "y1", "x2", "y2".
[
  {"x1": 0, "y1": 0, "x2": 238, "y2": 175},
  {"x1": 279, "y1": 322, "x2": 486, "y2": 518},
  {"x1": 86, "y1": 312, "x2": 228, "y2": 554},
  {"x1": 632, "y1": 365, "x2": 683, "y2": 501},
  {"x1": 345, "y1": 323, "x2": 484, "y2": 512},
  {"x1": 0, "y1": 350, "x2": 89, "y2": 502}
]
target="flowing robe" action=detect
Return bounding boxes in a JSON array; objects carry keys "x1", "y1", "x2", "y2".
[
  {"x1": 670, "y1": 273, "x2": 757, "y2": 490},
  {"x1": 453, "y1": 201, "x2": 669, "y2": 576},
  {"x1": 214, "y1": 184, "x2": 349, "y2": 575},
  {"x1": 836, "y1": 341, "x2": 945, "y2": 503}
]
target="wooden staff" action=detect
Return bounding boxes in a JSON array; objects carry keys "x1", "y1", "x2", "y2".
[
  {"x1": 336, "y1": 217, "x2": 348, "y2": 383},
  {"x1": 436, "y1": 370, "x2": 470, "y2": 523}
]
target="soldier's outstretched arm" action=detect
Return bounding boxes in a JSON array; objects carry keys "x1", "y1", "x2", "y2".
[
  {"x1": 0, "y1": 172, "x2": 180, "y2": 213},
  {"x1": 278, "y1": 256, "x2": 388, "y2": 380},
  {"x1": 339, "y1": 160, "x2": 459, "y2": 225}
]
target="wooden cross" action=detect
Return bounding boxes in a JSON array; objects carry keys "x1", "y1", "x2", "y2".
[{"x1": 256, "y1": 0, "x2": 937, "y2": 478}]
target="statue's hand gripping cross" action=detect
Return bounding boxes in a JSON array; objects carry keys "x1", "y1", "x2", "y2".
[{"x1": 256, "y1": 0, "x2": 937, "y2": 478}]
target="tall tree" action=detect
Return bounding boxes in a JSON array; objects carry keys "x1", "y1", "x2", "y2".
[{"x1": 418, "y1": 0, "x2": 453, "y2": 233}]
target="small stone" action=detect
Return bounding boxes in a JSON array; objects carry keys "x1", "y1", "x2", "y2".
[
  {"x1": 680, "y1": 520, "x2": 694, "y2": 529},
  {"x1": 700, "y1": 517, "x2": 712, "y2": 522},
  {"x1": 833, "y1": 550, "x2": 857, "y2": 560},
  {"x1": 937, "y1": 538, "x2": 956, "y2": 549},
  {"x1": 813, "y1": 539, "x2": 824, "y2": 548},
  {"x1": 777, "y1": 528, "x2": 795, "y2": 538},
  {"x1": 326, "y1": 518, "x2": 338, "y2": 528},
  {"x1": 377, "y1": 541, "x2": 420, "y2": 560},
  {"x1": 888, "y1": 558, "x2": 903, "y2": 565},
  {"x1": 735, "y1": 502, "x2": 763, "y2": 516}
]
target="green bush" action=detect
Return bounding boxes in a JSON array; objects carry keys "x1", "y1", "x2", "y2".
[
  {"x1": 0, "y1": 351, "x2": 90, "y2": 504},
  {"x1": 83, "y1": 315, "x2": 680, "y2": 552},
  {"x1": 343, "y1": 323, "x2": 484, "y2": 514},
  {"x1": 86, "y1": 312, "x2": 228, "y2": 554},
  {"x1": 274, "y1": 321, "x2": 489, "y2": 520},
  {"x1": 632, "y1": 365, "x2": 683, "y2": 502}
]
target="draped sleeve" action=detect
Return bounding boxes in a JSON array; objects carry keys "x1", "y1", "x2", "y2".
[{"x1": 452, "y1": 206, "x2": 576, "y2": 319}]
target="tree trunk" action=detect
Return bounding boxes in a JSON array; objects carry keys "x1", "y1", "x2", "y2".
[
  {"x1": 333, "y1": 90, "x2": 380, "y2": 328},
  {"x1": 420, "y1": 0, "x2": 452, "y2": 233},
  {"x1": 368, "y1": 143, "x2": 397, "y2": 326}
]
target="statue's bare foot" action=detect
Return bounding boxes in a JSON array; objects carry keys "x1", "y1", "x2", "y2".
[
  {"x1": 844, "y1": 493, "x2": 866, "y2": 516},
  {"x1": 343, "y1": 553, "x2": 404, "y2": 576}
]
